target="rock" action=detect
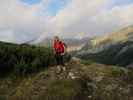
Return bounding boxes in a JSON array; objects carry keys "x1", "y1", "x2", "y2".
[
  {"x1": 105, "y1": 84, "x2": 118, "y2": 91},
  {"x1": 71, "y1": 57, "x2": 81, "y2": 64},
  {"x1": 56, "y1": 66, "x2": 62, "y2": 74},
  {"x1": 87, "y1": 83, "x2": 97, "y2": 90},
  {"x1": 60, "y1": 66, "x2": 66, "y2": 72},
  {"x1": 93, "y1": 76, "x2": 104, "y2": 82},
  {"x1": 68, "y1": 72, "x2": 78, "y2": 79},
  {"x1": 88, "y1": 95, "x2": 92, "y2": 99}
]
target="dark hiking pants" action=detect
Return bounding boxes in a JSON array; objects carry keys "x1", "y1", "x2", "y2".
[{"x1": 55, "y1": 53, "x2": 64, "y2": 66}]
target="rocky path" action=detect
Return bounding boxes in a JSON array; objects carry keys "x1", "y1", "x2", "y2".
[{"x1": 1, "y1": 59, "x2": 133, "y2": 100}]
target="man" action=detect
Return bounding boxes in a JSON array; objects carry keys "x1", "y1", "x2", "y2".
[{"x1": 53, "y1": 36, "x2": 67, "y2": 73}]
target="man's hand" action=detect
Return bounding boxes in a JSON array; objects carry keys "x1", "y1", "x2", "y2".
[{"x1": 61, "y1": 53, "x2": 65, "y2": 56}]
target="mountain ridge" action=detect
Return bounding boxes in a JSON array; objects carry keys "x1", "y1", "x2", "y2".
[{"x1": 76, "y1": 25, "x2": 133, "y2": 67}]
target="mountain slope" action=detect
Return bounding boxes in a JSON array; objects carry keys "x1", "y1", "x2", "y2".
[
  {"x1": 78, "y1": 41, "x2": 133, "y2": 67},
  {"x1": 91, "y1": 25, "x2": 133, "y2": 47},
  {"x1": 80, "y1": 25, "x2": 133, "y2": 53},
  {"x1": 1, "y1": 61, "x2": 133, "y2": 100},
  {"x1": 77, "y1": 25, "x2": 133, "y2": 67}
]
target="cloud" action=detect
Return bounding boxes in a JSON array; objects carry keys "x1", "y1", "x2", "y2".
[
  {"x1": 0, "y1": 0, "x2": 133, "y2": 43},
  {"x1": 48, "y1": 0, "x2": 133, "y2": 37},
  {"x1": 48, "y1": 0, "x2": 109, "y2": 37},
  {"x1": 92, "y1": 4, "x2": 133, "y2": 34},
  {"x1": 0, "y1": 0, "x2": 50, "y2": 43}
]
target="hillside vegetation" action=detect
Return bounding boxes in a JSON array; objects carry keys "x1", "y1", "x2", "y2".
[
  {"x1": 78, "y1": 41, "x2": 133, "y2": 67},
  {"x1": 0, "y1": 41, "x2": 56, "y2": 76}
]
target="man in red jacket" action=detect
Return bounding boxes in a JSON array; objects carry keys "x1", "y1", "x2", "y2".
[{"x1": 53, "y1": 36, "x2": 67, "y2": 67}]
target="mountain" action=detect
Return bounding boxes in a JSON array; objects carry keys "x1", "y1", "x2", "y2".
[
  {"x1": 81, "y1": 25, "x2": 133, "y2": 52},
  {"x1": 91, "y1": 25, "x2": 133, "y2": 47},
  {"x1": 77, "y1": 25, "x2": 133, "y2": 67},
  {"x1": 77, "y1": 41, "x2": 133, "y2": 67}
]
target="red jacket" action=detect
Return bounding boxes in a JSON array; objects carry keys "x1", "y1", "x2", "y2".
[{"x1": 53, "y1": 40, "x2": 65, "y2": 54}]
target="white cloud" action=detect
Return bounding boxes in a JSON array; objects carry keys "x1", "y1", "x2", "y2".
[
  {"x1": 48, "y1": 0, "x2": 133, "y2": 37},
  {"x1": 0, "y1": 0, "x2": 133, "y2": 43},
  {"x1": 92, "y1": 4, "x2": 133, "y2": 34},
  {"x1": 48, "y1": 0, "x2": 109, "y2": 37},
  {"x1": 0, "y1": 0, "x2": 50, "y2": 43}
]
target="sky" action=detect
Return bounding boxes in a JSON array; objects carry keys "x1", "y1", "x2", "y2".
[{"x1": 0, "y1": 0, "x2": 133, "y2": 43}]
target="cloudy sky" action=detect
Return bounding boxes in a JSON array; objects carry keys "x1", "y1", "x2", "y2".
[{"x1": 0, "y1": 0, "x2": 133, "y2": 43}]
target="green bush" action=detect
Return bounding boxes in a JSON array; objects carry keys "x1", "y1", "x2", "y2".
[
  {"x1": 14, "y1": 59, "x2": 29, "y2": 76},
  {"x1": 0, "y1": 42, "x2": 56, "y2": 76},
  {"x1": 111, "y1": 67, "x2": 126, "y2": 77},
  {"x1": 81, "y1": 60, "x2": 94, "y2": 65}
]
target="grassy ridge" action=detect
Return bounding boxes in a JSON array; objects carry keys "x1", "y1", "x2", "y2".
[{"x1": 0, "y1": 42, "x2": 56, "y2": 76}]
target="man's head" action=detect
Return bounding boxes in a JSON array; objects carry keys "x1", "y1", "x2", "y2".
[{"x1": 54, "y1": 36, "x2": 60, "y2": 41}]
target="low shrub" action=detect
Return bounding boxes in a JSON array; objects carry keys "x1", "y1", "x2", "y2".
[
  {"x1": 81, "y1": 60, "x2": 94, "y2": 65},
  {"x1": 0, "y1": 42, "x2": 56, "y2": 76}
]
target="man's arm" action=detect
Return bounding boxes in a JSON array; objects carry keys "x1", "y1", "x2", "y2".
[{"x1": 63, "y1": 42, "x2": 68, "y2": 54}]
